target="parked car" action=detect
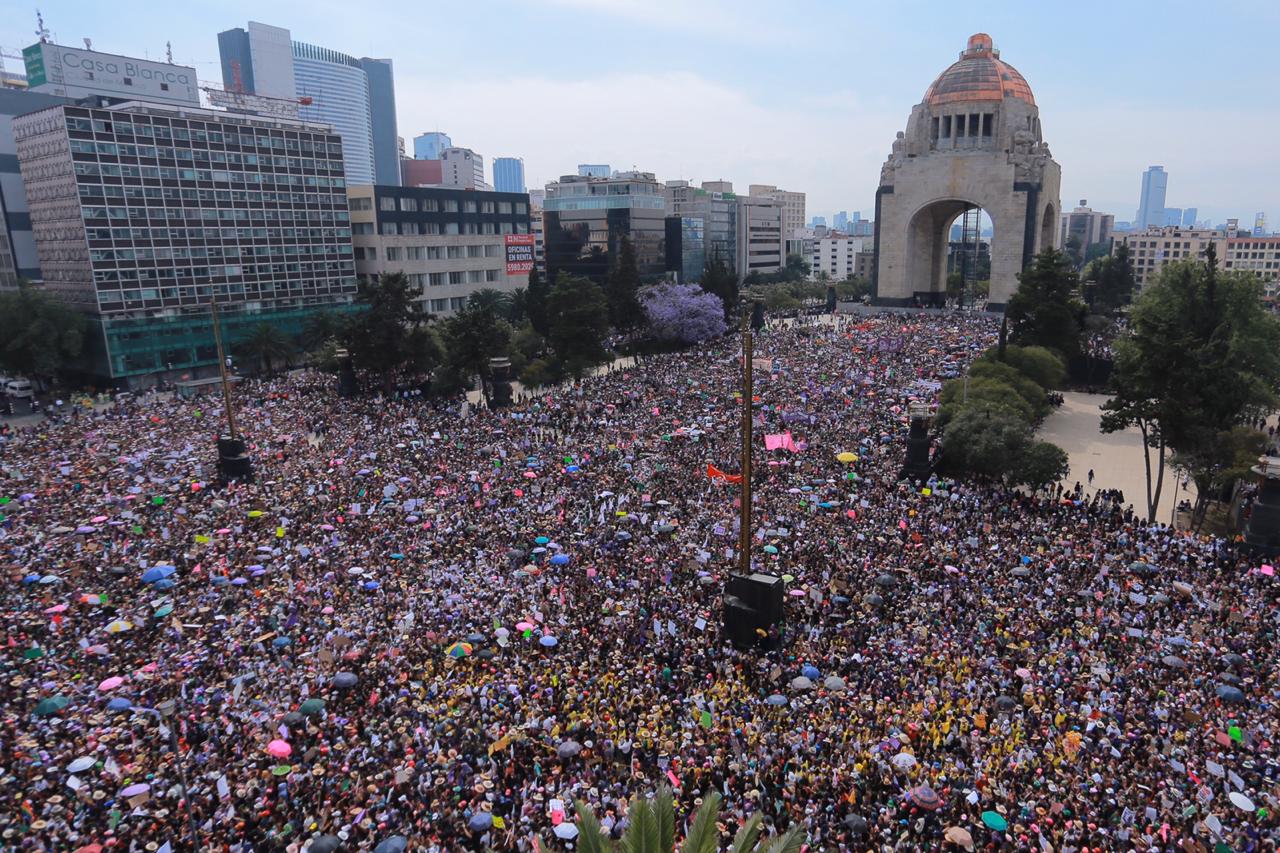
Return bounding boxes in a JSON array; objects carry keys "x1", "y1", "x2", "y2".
[{"x1": 3, "y1": 378, "x2": 33, "y2": 399}]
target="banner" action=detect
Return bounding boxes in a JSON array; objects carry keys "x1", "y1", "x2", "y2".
[
  {"x1": 504, "y1": 234, "x2": 535, "y2": 274},
  {"x1": 706, "y1": 463, "x2": 742, "y2": 484}
]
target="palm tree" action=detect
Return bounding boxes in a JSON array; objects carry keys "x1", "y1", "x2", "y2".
[
  {"x1": 563, "y1": 788, "x2": 804, "y2": 853},
  {"x1": 467, "y1": 288, "x2": 513, "y2": 316},
  {"x1": 240, "y1": 323, "x2": 294, "y2": 375}
]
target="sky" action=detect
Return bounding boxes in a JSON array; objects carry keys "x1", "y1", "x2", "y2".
[{"x1": 3, "y1": 0, "x2": 1278, "y2": 228}]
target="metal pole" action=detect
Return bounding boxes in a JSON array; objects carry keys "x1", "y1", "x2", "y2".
[
  {"x1": 151, "y1": 701, "x2": 201, "y2": 850},
  {"x1": 739, "y1": 308, "x2": 754, "y2": 577},
  {"x1": 210, "y1": 300, "x2": 238, "y2": 440}
]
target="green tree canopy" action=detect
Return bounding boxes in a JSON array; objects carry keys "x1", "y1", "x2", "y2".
[
  {"x1": 440, "y1": 304, "x2": 512, "y2": 403},
  {"x1": 979, "y1": 343, "x2": 1066, "y2": 389},
  {"x1": 699, "y1": 250, "x2": 738, "y2": 321},
  {"x1": 604, "y1": 236, "x2": 644, "y2": 330},
  {"x1": 343, "y1": 272, "x2": 435, "y2": 391},
  {"x1": 238, "y1": 322, "x2": 294, "y2": 375},
  {"x1": 525, "y1": 267, "x2": 551, "y2": 337},
  {"x1": 1102, "y1": 250, "x2": 1280, "y2": 521},
  {"x1": 546, "y1": 273, "x2": 610, "y2": 376},
  {"x1": 1084, "y1": 243, "x2": 1136, "y2": 315},
  {"x1": 0, "y1": 284, "x2": 87, "y2": 382},
  {"x1": 1005, "y1": 248, "x2": 1085, "y2": 360}
]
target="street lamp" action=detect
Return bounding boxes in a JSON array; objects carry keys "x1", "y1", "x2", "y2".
[{"x1": 153, "y1": 699, "x2": 201, "y2": 849}]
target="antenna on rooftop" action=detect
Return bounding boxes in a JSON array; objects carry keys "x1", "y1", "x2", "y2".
[
  {"x1": 35, "y1": 9, "x2": 50, "y2": 43},
  {"x1": 166, "y1": 41, "x2": 174, "y2": 64},
  {"x1": 83, "y1": 38, "x2": 91, "y2": 50}
]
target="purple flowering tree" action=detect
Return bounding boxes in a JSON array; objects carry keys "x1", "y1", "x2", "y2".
[{"x1": 640, "y1": 282, "x2": 728, "y2": 344}]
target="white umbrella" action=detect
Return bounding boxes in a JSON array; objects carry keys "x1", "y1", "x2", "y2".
[
  {"x1": 553, "y1": 823, "x2": 579, "y2": 840},
  {"x1": 1229, "y1": 791, "x2": 1255, "y2": 812},
  {"x1": 67, "y1": 756, "x2": 95, "y2": 773},
  {"x1": 790, "y1": 676, "x2": 813, "y2": 690},
  {"x1": 823, "y1": 675, "x2": 846, "y2": 692},
  {"x1": 891, "y1": 752, "x2": 917, "y2": 769}
]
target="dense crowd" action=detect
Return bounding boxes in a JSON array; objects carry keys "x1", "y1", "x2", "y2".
[{"x1": 1, "y1": 313, "x2": 1277, "y2": 852}]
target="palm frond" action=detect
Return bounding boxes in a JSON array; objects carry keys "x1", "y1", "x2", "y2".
[
  {"x1": 728, "y1": 813, "x2": 762, "y2": 853},
  {"x1": 655, "y1": 786, "x2": 676, "y2": 853},
  {"x1": 761, "y1": 826, "x2": 805, "y2": 853},
  {"x1": 620, "y1": 796, "x2": 656, "y2": 853},
  {"x1": 679, "y1": 791, "x2": 722, "y2": 853},
  {"x1": 573, "y1": 799, "x2": 613, "y2": 853}
]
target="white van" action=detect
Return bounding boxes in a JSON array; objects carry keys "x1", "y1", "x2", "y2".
[{"x1": 4, "y1": 379, "x2": 34, "y2": 399}]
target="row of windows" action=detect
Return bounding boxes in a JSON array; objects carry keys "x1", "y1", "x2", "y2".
[
  {"x1": 81, "y1": 206, "x2": 349, "y2": 224},
  {"x1": 360, "y1": 244, "x2": 503, "y2": 262},
  {"x1": 91, "y1": 244, "x2": 350, "y2": 262},
  {"x1": 69, "y1": 117, "x2": 342, "y2": 156},
  {"x1": 70, "y1": 140, "x2": 342, "y2": 172},
  {"x1": 374, "y1": 221, "x2": 527, "y2": 236},
  {"x1": 93, "y1": 263, "x2": 353, "y2": 283},
  {"x1": 86, "y1": 227, "x2": 349, "y2": 242},
  {"x1": 365, "y1": 196, "x2": 528, "y2": 215},
  {"x1": 75, "y1": 162, "x2": 345, "y2": 188},
  {"x1": 402, "y1": 270, "x2": 503, "y2": 287},
  {"x1": 428, "y1": 297, "x2": 470, "y2": 313},
  {"x1": 94, "y1": 262, "x2": 351, "y2": 289},
  {"x1": 78, "y1": 184, "x2": 345, "y2": 209}
]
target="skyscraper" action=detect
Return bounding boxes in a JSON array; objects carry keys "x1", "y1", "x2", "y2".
[
  {"x1": 218, "y1": 21, "x2": 400, "y2": 185},
  {"x1": 833, "y1": 211, "x2": 849, "y2": 231},
  {"x1": 577, "y1": 164, "x2": 610, "y2": 178},
  {"x1": 1182, "y1": 208, "x2": 1198, "y2": 228},
  {"x1": 440, "y1": 147, "x2": 485, "y2": 190},
  {"x1": 493, "y1": 157, "x2": 526, "y2": 193},
  {"x1": 1135, "y1": 165, "x2": 1167, "y2": 230},
  {"x1": 414, "y1": 131, "x2": 451, "y2": 160}
]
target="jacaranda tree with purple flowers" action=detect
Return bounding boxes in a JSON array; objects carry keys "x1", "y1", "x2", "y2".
[{"x1": 640, "y1": 282, "x2": 728, "y2": 345}]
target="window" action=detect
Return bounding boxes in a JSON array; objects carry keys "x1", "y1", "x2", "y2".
[
  {"x1": 498, "y1": 201, "x2": 512, "y2": 214},
  {"x1": 443, "y1": 200, "x2": 458, "y2": 212},
  {"x1": 350, "y1": 197, "x2": 372, "y2": 211},
  {"x1": 426, "y1": 247, "x2": 443, "y2": 260},
  {"x1": 467, "y1": 245, "x2": 484, "y2": 258},
  {"x1": 482, "y1": 202, "x2": 495, "y2": 214},
  {"x1": 485, "y1": 269, "x2": 500, "y2": 282},
  {"x1": 448, "y1": 271, "x2": 465, "y2": 284},
  {"x1": 941, "y1": 115, "x2": 951, "y2": 138},
  {"x1": 467, "y1": 270, "x2": 483, "y2": 283},
  {"x1": 386, "y1": 247, "x2": 402, "y2": 261},
  {"x1": 447, "y1": 246, "x2": 465, "y2": 259},
  {"x1": 400, "y1": 198, "x2": 418, "y2": 212},
  {"x1": 381, "y1": 223, "x2": 398, "y2": 235},
  {"x1": 484, "y1": 244, "x2": 501, "y2": 257},
  {"x1": 429, "y1": 273, "x2": 445, "y2": 287},
  {"x1": 353, "y1": 222, "x2": 374, "y2": 235},
  {"x1": 160, "y1": 83, "x2": 170, "y2": 92},
  {"x1": 450, "y1": 297, "x2": 466, "y2": 311},
  {"x1": 430, "y1": 298, "x2": 447, "y2": 312},
  {"x1": 380, "y1": 197, "x2": 396, "y2": 211},
  {"x1": 464, "y1": 201, "x2": 477, "y2": 213}
]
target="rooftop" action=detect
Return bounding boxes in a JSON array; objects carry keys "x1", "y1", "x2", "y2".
[{"x1": 924, "y1": 33, "x2": 1036, "y2": 108}]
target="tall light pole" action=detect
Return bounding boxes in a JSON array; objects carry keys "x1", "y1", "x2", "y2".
[
  {"x1": 210, "y1": 300, "x2": 238, "y2": 440},
  {"x1": 739, "y1": 305, "x2": 754, "y2": 577}
]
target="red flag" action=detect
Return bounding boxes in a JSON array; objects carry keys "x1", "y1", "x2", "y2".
[{"x1": 706, "y1": 463, "x2": 742, "y2": 484}]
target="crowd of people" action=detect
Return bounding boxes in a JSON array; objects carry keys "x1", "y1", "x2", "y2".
[{"x1": 1, "y1": 313, "x2": 1277, "y2": 852}]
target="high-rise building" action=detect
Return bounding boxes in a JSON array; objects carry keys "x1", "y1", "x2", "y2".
[
  {"x1": 1, "y1": 88, "x2": 72, "y2": 290},
  {"x1": 737, "y1": 195, "x2": 784, "y2": 280},
  {"x1": 22, "y1": 41, "x2": 200, "y2": 107},
  {"x1": 347, "y1": 184, "x2": 531, "y2": 316},
  {"x1": 1112, "y1": 226, "x2": 1224, "y2": 289},
  {"x1": 218, "y1": 22, "x2": 399, "y2": 186},
  {"x1": 440, "y1": 147, "x2": 485, "y2": 190},
  {"x1": 1162, "y1": 208, "x2": 1183, "y2": 228},
  {"x1": 810, "y1": 234, "x2": 871, "y2": 280},
  {"x1": 1135, "y1": 165, "x2": 1168, "y2": 230},
  {"x1": 664, "y1": 180, "x2": 737, "y2": 275},
  {"x1": 577, "y1": 164, "x2": 610, "y2": 178},
  {"x1": 1059, "y1": 200, "x2": 1114, "y2": 254},
  {"x1": 1182, "y1": 208, "x2": 1198, "y2": 228},
  {"x1": 543, "y1": 171, "x2": 666, "y2": 284},
  {"x1": 833, "y1": 211, "x2": 849, "y2": 231},
  {"x1": 14, "y1": 100, "x2": 356, "y2": 383},
  {"x1": 748, "y1": 184, "x2": 806, "y2": 237},
  {"x1": 414, "y1": 131, "x2": 451, "y2": 160},
  {"x1": 493, "y1": 157, "x2": 526, "y2": 194},
  {"x1": 1255, "y1": 212, "x2": 1269, "y2": 237},
  {"x1": 810, "y1": 215, "x2": 827, "y2": 228}
]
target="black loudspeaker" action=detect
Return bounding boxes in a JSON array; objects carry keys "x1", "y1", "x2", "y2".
[
  {"x1": 825, "y1": 286, "x2": 837, "y2": 313},
  {"x1": 900, "y1": 413, "x2": 932, "y2": 482},
  {"x1": 217, "y1": 435, "x2": 254, "y2": 482},
  {"x1": 750, "y1": 301, "x2": 765, "y2": 331},
  {"x1": 722, "y1": 595, "x2": 762, "y2": 649},
  {"x1": 1245, "y1": 470, "x2": 1280, "y2": 556},
  {"x1": 726, "y1": 573, "x2": 784, "y2": 625},
  {"x1": 489, "y1": 357, "x2": 513, "y2": 409}
]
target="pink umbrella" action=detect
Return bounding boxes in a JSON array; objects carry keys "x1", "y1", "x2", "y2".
[
  {"x1": 523, "y1": 471, "x2": 537, "y2": 479},
  {"x1": 1015, "y1": 668, "x2": 1032, "y2": 679},
  {"x1": 216, "y1": 528, "x2": 232, "y2": 535},
  {"x1": 266, "y1": 739, "x2": 292, "y2": 758},
  {"x1": 44, "y1": 603, "x2": 69, "y2": 614},
  {"x1": 91, "y1": 515, "x2": 108, "y2": 523},
  {"x1": 516, "y1": 621, "x2": 535, "y2": 631},
  {"x1": 320, "y1": 524, "x2": 335, "y2": 531},
  {"x1": 85, "y1": 644, "x2": 109, "y2": 655},
  {"x1": 321, "y1": 606, "x2": 335, "y2": 614},
  {"x1": 97, "y1": 676, "x2": 124, "y2": 691}
]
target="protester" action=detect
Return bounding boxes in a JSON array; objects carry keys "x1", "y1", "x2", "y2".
[{"x1": 0, "y1": 313, "x2": 1276, "y2": 852}]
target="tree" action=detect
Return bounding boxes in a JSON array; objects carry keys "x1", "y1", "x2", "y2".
[
  {"x1": 834, "y1": 277, "x2": 871, "y2": 302},
  {"x1": 640, "y1": 282, "x2": 728, "y2": 345},
  {"x1": 505, "y1": 287, "x2": 529, "y2": 325},
  {"x1": 1064, "y1": 234, "x2": 1084, "y2": 269},
  {"x1": 563, "y1": 786, "x2": 804, "y2": 853},
  {"x1": 441, "y1": 304, "x2": 512, "y2": 404},
  {"x1": 1005, "y1": 248, "x2": 1085, "y2": 360},
  {"x1": 0, "y1": 284, "x2": 87, "y2": 383},
  {"x1": 979, "y1": 344, "x2": 1066, "y2": 390},
  {"x1": 1102, "y1": 252, "x2": 1280, "y2": 521},
  {"x1": 1084, "y1": 243, "x2": 1136, "y2": 315},
  {"x1": 604, "y1": 236, "x2": 644, "y2": 330},
  {"x1": 699, "y1": 251, "x2": 738, "y2": 321},
  {"x1": 941, "y1": 407, "x2": 1034, "y2": 480},
  {"x1": 546, "y1": 273, "x2": 610, "y2": 375},
  {"x1": 1015, "y1": 441, "x2": 1070, "y2": 490},
  {"x1": 467, "y1": 288, "x2": 512, "y2": 316},
  {"x1": 343, "y1": 272, "x2": 434, "y2": 391},
  {"x1": 300, "y1": 309, "x2": 344, "y2": 353},
  {"x1": 526, "y1": 267, "x2": 551, "y2": 337},
  {"x1": 784, "y1": 253, "x2": 810, "y2": 280},
  {"x1": 239, "y1": 322, "x2": 294, "y2": 375}
]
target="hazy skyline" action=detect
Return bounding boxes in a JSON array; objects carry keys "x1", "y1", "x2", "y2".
[{"x1": 3, "y1": 0, "x2": 1277, "y2": 228}]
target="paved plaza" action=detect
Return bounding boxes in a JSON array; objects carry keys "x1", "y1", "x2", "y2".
[{"x1": 1039, "y1": 390, "x2": 1196, "y2": 523}]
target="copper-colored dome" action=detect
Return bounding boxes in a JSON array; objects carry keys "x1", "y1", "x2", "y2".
[{"x1": 924, "y1": 33, "x2": 1036, "y2": 107}]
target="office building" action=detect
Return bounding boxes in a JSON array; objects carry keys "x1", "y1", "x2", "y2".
[
  {"x1": 664, "y1": 216, "x2": 706, "y2": 285},
  {"x1": 1255, "y1": 213, "x2": 1269, "y2": 237},
  {"x1": 543, "y1": 171, "x2": 667, "y2": 284},
  {"x1": 1182, "y1": 208, "x2": 1198, "y2": 228},
  {"x1": 1, "y1": 88, "x2": 73, "y2": 289},
  {"x1": 749, "y1": 184, "x2": 806, "y2": 237},
  {"x1": 22, "y1": 41, "x2": 200, "y2": 108},
  {"x1": 414, "y1": 131, "x2": 451, "y2": 160},
  {"x1": 401, "y1": 158, "x2": 443, "y2": 187},
  {"x1": 1224, "y1": 235, "x2": 1280, "y2": 284},
  {"x1": 529, "y1": 198, "x2": 545, "y2": 275},
  {"x1": 1059, "y1": 200, "x2": 1114, "y2": 252},
  {"x1": 833, "y1": 211, "x2": 849, "y2": 231},
  {"x1": 218, "y1": 22, "x2": 399, "y2": 186},
  {"x1": 854, "y1": 251, "x2": 876, "y2": 281},
  {"x1": 810, "y1": 234, "x2": 871, "y2": 280},
  {"x1": 348, "y1": 184, "x2": 531, "y2": 316},
  {"x1": 493, "y1": 157, "x2": 526, "y2": 194},
  {"x1": 13, "y1": 100, "x2": 356, "y2": 383},
  {"x1": 1112, "y1": 227, "x2": 1225, "y2": 289},
  {"x1": 1135, "y1": 165, "x2": 1167, "y2": 230},
  {"x1": 737, "y1": 195, "x2": 784, "y2": 279},
  {"x1": 440, "y1": 147, "x2": 485, "y2": 190},
  {"x1": 577, "y1": 164, "x2": 610, "y2": 178},
  {"x1": 810, "y1": 215, "x2": 826, "y2": 228},
  {"x1": 664, "y1": 180, "x2": 737, "y2": 273},
  {"x1": 1162, "y1": 208, "x2": 1183, "y2": 228}
]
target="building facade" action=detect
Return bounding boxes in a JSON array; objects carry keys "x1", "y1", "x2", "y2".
[
  {"x1": 414, "y1": 132, "x2": 451, "y2": 160},
  {"x1": 493, "y1": 157, "x2": 526, "y2": 193},
  {"x1": 748, "y1": 184, "x2": 806, "y2": 242},
  {"x1": 1059, "y1": 200, "x2": 1114, "y2": 252},
  {"x1": 440, "y1": 147, "x2": 485, "y2": 190},
  {"x1": 543, "y1": 171, "x2": 667, "y2": 284},
  {"x1": 1135, "y1": 165, "x2": 1167, "y2": 230},
  {"x1": 736, "y1": 195, "x2": 784, "y2": 280},
  {"x1": 1, "y1": 88, "x2": 72, "y2": 289},
  {"x1": 663, "y1": 180, "x2": 737, "y2": 273},
  {"x1": 347, "y1": 184, "x2": 530, "y2": 316},
  {"x1": 1225, "y1": 235, "x2": 1280, "y2": 284},
  {"x1": 14, "y1": 100, "x2": 356, "y2": 383},
  {"x1": 577, "y1": 164, "x2": 610, "y2": 178},
  {"x1": 1112, "y1": 227, "x2": 1225, "y2": 289},
  {"x1": 875, "y1": 33, "x2": 1061, "y2": 307},
  {"x1": 810, "y1": 235, "x2": 871, "y2": 280},
  {"x1": 218, "y1": 22, "x2": 399, "y2": 186}
]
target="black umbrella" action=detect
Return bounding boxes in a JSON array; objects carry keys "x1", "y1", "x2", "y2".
[
  {"x1": 865, "y1": 593, "x2": 884, "y2": 607},
  {"x1": 1161, "y1": 655, "x2": 1188, "y2": 670},
  {"x1": 1129, "y1": 561, "x2": 1157, "y2": 577},
  {"x1": 874, "y1": 574, "x2": 898, "y2": 588},
  {"x1": 332, "y1": 671, "x2": 358, "y2": 689},
  {"x1": 307, "y1": 836, "x2": 342, "y2": 853},
  {"x1": 1215, "y1": 684, "x2": 1246, "y2": 704},
  {"x1": 477, "y1": 648, "x2": 496, "y2": 659},
  {"x1": 374, "y1": 837, "x2": 408, "y2": 853},
  {"x1": 283, "y1": 711, "x2": 304, "y2": 726},
  {"x1": 1218, "y1": 671, "x2": 1242, "y2": 685},
  {"x1": 994, "y1": 695, "x2": 1018, "y2": 712},
  {"x1": 466, "y1": 633, "x2": 486, "y2": 644},
  {"x1": 843, "y1": 815, "x2": 868, "y2": 836},
  {"x1": 1222, "y1": 653, "x2": 1247, "y2": 669}
]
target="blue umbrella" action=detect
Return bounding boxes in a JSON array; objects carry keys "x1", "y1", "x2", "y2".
[
  {"x1": 468, "y1": 813, "x2": 493, "y2": 832},
  {"x1": 106, "y1": 697, "x2": 132, "y2": 712},
  {"x1": 153, "y1": 578, "x2": 176, "y2": 591},
  {"x1": 565, "y1": 465, "x2": 580, "y2": 473},
  {"x1": 801, "y1": 665, "x2": 820, "y2": 679},
  {"x1": 363, "y1": 580, "x2": 381, "y2": 591},
  {"x1": 766, "y1": 694, "x2": 788, "y2": 706},
  {"x1": 539, "y1": 635, "x2": 558, "y2": 648},
  {"x1": 535, "y1": 536, "x2": 550, "y2": 545},
  {"x1": 23, "y1": 574, "x2": 40, "y2": 584},
  {"x1": 39, "y1": 575, "x2": 60, "y2": 585},
  {"x1": 272, "y1": 636, "x2": 292, "y2": 648},
  {"x1": 142, "y1": 565, "x2": 176, "y2": 583},
  {"x1": 390, "y1": 553, "x2": 405, "y2": 560},
  {"x1": 211, "y1": 576, "x2": 230, "y2": 587},
  {"x1": 230, "y1": 577, "x2": 248, "y2": 586},
  {"x1": 550, "y1": 554, "x2": 571, "y2": 566}
]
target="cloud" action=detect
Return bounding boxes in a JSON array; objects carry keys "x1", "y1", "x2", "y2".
[{"x1": 397, "y1": 70, "x2": 901, "y2": 215}]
